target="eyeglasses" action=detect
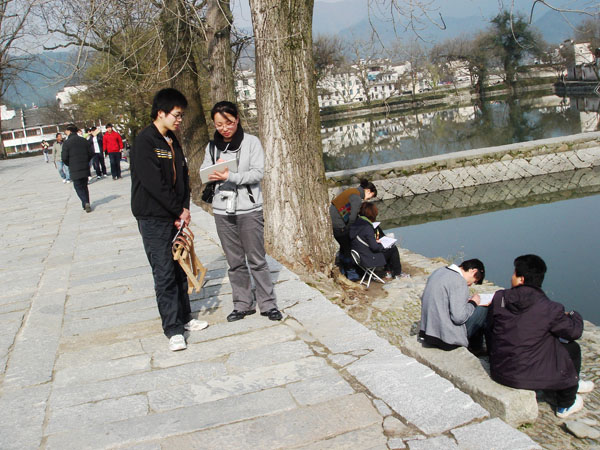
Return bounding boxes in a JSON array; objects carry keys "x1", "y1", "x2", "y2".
[
  {"x1": 214, "y1": 120, "x2": 237, "y2": 131},
  {"x1": 169, "y1": 112, "x2": 185, "y2": 121}
]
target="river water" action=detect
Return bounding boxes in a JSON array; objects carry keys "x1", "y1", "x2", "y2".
[
  {"x1": 322, "y1": 92, "x2": 600, "y2": 325},
  {"x1": 321, "y1": 93, "x2": 599, "y2": 171}
]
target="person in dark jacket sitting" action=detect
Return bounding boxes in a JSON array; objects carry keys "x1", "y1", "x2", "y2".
[
  {"x1": 349, "y1": 202, "x2": 403, "y2": 279},
  {"x1": 487, "y1": 254, "x2": 594, "y2": 419}
]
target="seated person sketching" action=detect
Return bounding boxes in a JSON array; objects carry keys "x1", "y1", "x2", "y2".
[
  {"x1": 419, "y1": 259, "x2": 488, "y2": 351},
  {"x1": 487, "y1": 254, "x2": 594, "y2": 419},
  {"x1": 348, "y1": 202, "x2": 403, "y2": 279}
]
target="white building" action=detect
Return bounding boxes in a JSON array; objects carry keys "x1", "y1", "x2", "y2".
[
  {"x1": 1, "y1": 106, "x2": 72, "y2": 155},
  {"x1": 561, "y1": 40, "x2": 599, "y2": 81},
  {"x1": 56, "y1": 85, "x2": 88, "y2": 110}
]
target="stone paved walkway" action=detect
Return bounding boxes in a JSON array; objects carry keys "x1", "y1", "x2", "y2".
[{"x1": 0, "y1": 156, "x2": 541, "y2": 449}]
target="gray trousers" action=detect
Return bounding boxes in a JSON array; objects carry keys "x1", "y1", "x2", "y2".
[{"x1": 215, "y1": 210, "x2": 277, "y2": 313}]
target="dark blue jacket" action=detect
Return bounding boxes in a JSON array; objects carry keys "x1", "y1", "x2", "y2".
[
  {"x1": 349, "y1": 216, "x2": 386, "y2": 267},
  {"x1": 487, "y1": 285, "x2": 583, "y2": 390}
]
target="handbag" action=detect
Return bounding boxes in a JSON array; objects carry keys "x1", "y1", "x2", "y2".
[{"x1": 201, "y1": 141, "x2": 218, "y2": 204}]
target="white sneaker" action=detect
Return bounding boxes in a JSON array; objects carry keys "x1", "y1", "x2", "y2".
[
  {"x1": 168, "y1": 334, "x2": 187, "y2": 351},
  {"x1": 184, "y1": 319, "x2": 208, "y2": 332},
  {"x1": 578, "y1": 379, "x2": 594, "y2": 393},
  {"x1": 556, "y1": 394, "x2": 584, "y2": 418},
  {"x1": 62, "y1": 179, "x2": 67, "y2": 183}
]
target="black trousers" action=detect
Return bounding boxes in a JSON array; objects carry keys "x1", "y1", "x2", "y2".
[
  {"x1": 109, "y1": 152, "x2": 122, "y2": 178},
  {"x1": 72, "y1": 178, "x2": 90, "y2": 208},
  {"x1": 555, "y1": 341, "x2": 581, "y2": 408},
  {"x1": 333, "y1": 227, "x2": 351, "y2": 261},
  {"x1": 138, "y1": 219, "x2": 191, "y2": 338},
  {"x1": 383, "y1": 246, "x2": 402, "y2": 276},
  {"x1": 92, "y1": 153, "x2": 107, "y2": 176}
]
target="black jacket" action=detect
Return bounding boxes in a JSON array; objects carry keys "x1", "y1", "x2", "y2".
[
  {"x1": 487, "y1": 285, "x2": 583, "y2": 391},
  {"x1": 88, "y1": 134, "x2": 104, "y2": 154},
  {"x1": 130, "y1": 124, "x2": 190, "y2": 221},
  {"x1": 349, "y1": 216, "x2": 386, "y2": 267},
  {"x1": 62, "y1": 133, "x2": 93, "y2": 179}
]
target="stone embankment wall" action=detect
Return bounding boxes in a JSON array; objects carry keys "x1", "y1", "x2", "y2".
[{"x1": 327, "y1": 132, "x2": 600, "y2": 200}]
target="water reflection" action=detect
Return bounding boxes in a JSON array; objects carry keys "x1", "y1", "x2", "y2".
[
  {"x1": 322, "y1": 94, "x2": 600, "y2": 171},
  {"x1": 377, "y1": 166, "x2": 600, "y2": 228}
]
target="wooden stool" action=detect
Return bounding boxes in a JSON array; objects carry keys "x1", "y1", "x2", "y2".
[{"x1": 172, "y1": 225, "x2": 207, "y2": 294}]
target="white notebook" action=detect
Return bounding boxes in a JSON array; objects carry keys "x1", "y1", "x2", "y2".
[{"x1": 199, "y1": 159, "x2": 238, "y2": 183}]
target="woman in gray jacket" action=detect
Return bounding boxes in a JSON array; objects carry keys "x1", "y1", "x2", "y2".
[{"x1": 201, "y1": 101, "x2": 282, "y2": 322}]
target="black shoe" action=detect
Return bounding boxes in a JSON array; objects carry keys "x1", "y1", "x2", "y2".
[
  {"x1": 260, "y1": 308, "x2": 283, "y2": 321},
  {"x1": 226, "y1": 309, "x2": 256, "y2": 322}
]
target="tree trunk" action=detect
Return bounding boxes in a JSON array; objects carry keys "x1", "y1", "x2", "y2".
[
  {"x1": 249, "y1": 0, "x2": 334, "y2": 274},
  {"x1": 206, "y1": 0, "x2": 236, "y2": 104},
  {"x1": 160, "y1": 0, "x2": 210, "y2": 201}
]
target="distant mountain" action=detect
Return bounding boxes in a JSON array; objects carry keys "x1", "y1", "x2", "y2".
[
  {"x1": 3, "y1": 51, "x2": 78, "y2": 108},
  {"x1": 533, "y1": 8, "x2": 590, "y2": 44},
  {"x1": 337, "y1": 14, "x2": 489, "y2": 48},
  {"x1": 313, "y1": 0, "x2": 366, "y2": 35}
]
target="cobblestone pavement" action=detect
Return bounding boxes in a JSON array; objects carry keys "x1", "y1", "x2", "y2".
[
  {"x1": 1, "y1": 156, "x2": 541, "y2": 449},
  {"x1": 329, "y1": 248, "x2": 600, "y2": 449}
]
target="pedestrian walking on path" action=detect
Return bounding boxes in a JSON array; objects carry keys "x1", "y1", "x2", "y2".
[
  {"x1": 52, "y1": 132, "x2": 70, "y2": 183},
  {"x1": 103, "y1": 123, "x2": 124, "y2": 180},
  {"x1": 202, "y1": 101, "x2": 282, "y2": 323},
  {"x1": 131, "y1": 88, "x2": 207, "y2": 352},
  {"x1": 88, "y1": 126, "x2": 107, "y2": 179},
  {"x1": 62, "y1": 124, "x2": 93, "y2": 212},
  {"x1": 41, "y1": 139, "x2": 50, "y2": 162}
]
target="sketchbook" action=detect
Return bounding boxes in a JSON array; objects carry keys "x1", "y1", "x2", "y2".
[
  {"x1": 199, "y1": 159, "x2": 238, "y2": 184},
  {"x1": 379, "y1": 236, "x2": 397, "y2": 249}
]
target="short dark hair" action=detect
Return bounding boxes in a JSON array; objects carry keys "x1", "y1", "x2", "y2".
[
  {"x1": 66, "y1": 124, "x2": 78, "y2": 133},
  {"x1": 56, "y1": 132, "x2": 61, "y2": 138},
  {"x1": 151, "y1": 88, "x2": 188, "y2": 120},
  {"x1": 459, "y1": 259, "x2": 485, "y2": 285},
  {"x1": 514, "y1": 254, "x2": 547, "y2": 288},
  {"x1": 105, "y1": 123, "x2": 113, "y2": 128},
  {"x1": 211, "y1": 101, "x2": 239, "y2": 120},
  {"x1": 359, "y1": 179, "x2": 377, "y2": 198},
  {"x1": 359, "y1": 202, "x2": 378, "y2": 222}
]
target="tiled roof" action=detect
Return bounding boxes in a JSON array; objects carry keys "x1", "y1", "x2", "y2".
[{"x1": 1, "y1": 107, "x2": 72, "y2": 131}]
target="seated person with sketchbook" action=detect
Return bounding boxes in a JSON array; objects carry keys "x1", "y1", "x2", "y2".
[
  {"x1": 487, "y1": 254, "x2": 594, "y2": 418},
  {"x1": 348, "y1": 202, "x2": 404, "y2": 279},
  {"x1": 419, "y1": 258, "x2": 488, "y2": 352}
]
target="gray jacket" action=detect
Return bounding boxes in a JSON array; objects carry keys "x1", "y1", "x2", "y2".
[
  {"x1": 419, "y1": 265, "x2": 475, "y2": 347},
  {"x1": 201, "y1": 133, "x2": 264, "y2": 216},
  {"x1": 52, "y1": 141, "x2": 63, "y2": 163}
]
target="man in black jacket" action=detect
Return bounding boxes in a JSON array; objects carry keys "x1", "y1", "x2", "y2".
[
  {"x1": 487, "y1": 254, "x2": 594, "y2": 419},
  {"x1": 131, "y1": 88, "x2": 207, "y2": 352},
  {"x1": 88, "y1": 126, "x2": 107, "y2": 179},
  {"x1": 62, "y1": 124, "x2": 94, "y2": 212}
]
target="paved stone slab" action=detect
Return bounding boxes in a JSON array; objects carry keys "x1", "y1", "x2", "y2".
[
  {"x1": 50, "y1": 360, "x2": 227, "y2": 409},
  {"x1": 54, "y1": 354, "x2": 151, "y2": 387},
  {"x1": 45, "y1": 388, "x2": 296, "y2": 450},
  {"x1": 55, "y1": 338, "x2": 145, "y2": 370},
  {"x1": 0, "y1": 384, "x2": 50, "y2": 450},
  {"x1": 225, "y1": 338, "x2": 313, "y2": 373},
  {"x1": 407, "y1": 436, "x2": 458, "y2": 450},
  {"x1": 293, "y1": 423, "x2": 388, "y2": 450},
  {"x1": 451, "y1": 418, "x2": 542, "y2": 449},
  {"x1": 148, "y1": 356, "x2": 336, "y2": 411},
  {"x1": 46, "y1": 394, "x2": 149, "y2": 434},
  {"x1": 149, "y1": 324, "x2": 296, "y2": 369},
  {"x1": 159, "y1": 393, "x2": 381, "y2": 450},
  {"x1": 347, "y1": 349, "x2": 489, "y2": 434},
  {"x1": 287, "y1": 372, "x2": 355, "y2": 405}
]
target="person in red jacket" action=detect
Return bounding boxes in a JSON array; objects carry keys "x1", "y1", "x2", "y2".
[{"x1": 102, "y1": 123, "x2": 124, "y2": 180}]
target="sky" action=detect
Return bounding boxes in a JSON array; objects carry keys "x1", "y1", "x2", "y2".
[{"x1": 232, "y1": 0, "x2": 596, "y2": 30}]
